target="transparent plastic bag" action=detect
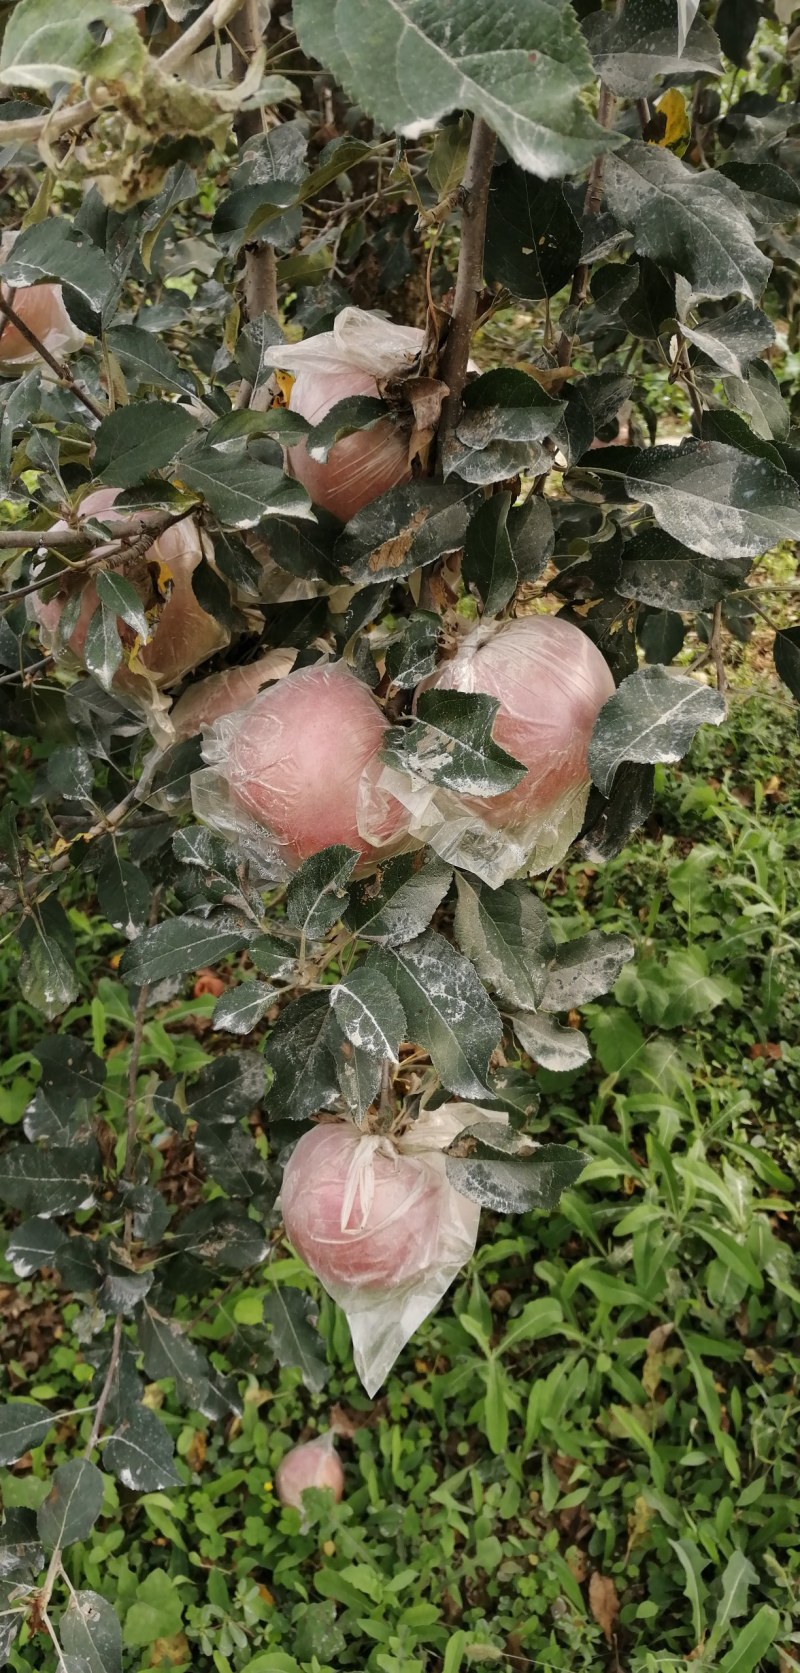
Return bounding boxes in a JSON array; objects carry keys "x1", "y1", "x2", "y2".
[
  {"x1": 191, "y1": 659, "x2": 412, "y2": 881},
  {"x1": 0, "y1": 231, "x2": 85, "y2": 372},
  {"x1": 279, "y1": 1104, "x2": 505, "y2": 1396},
  {"x1": 370, "y1": 614, "x2": 615, "y2": 888},
  {"x1": 261, "y1": 307, "x2": 425, "y2": 523}
]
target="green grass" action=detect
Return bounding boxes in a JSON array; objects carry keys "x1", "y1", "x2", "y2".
[{"x1": 2, "y1": 683, "x2": 799, "y2": 1673}]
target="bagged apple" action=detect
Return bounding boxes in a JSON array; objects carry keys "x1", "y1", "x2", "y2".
[
  {"x1": 279, "y1": 1104, "x2": 504, "y2": 1396},
  {"x1": 191, "y1": 659, "x2": 411, "y2": 879},
  {"x1": 274, "y1": 1433, "x2": 344, "y2": 1512},
  {"x1": 376, "y1": 614, "x2": 615, "y2": 887},
  {"x1": 261, "y1": 306, "x2": 424, "y2": 523}
]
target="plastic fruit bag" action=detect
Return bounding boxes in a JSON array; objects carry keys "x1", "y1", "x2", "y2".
[
  {"x1": 261, "y1": 306, "x2": 425, "y2": 523},
  {"x1": 279, "y1": 1104, "x2": 505, "y2": 1396},
  {"x1": 376, "y1": 615, "x2": 615, "y2": 887},
  {"x1": 191, "y1": 659, "x2": 412, "y2": 880}
]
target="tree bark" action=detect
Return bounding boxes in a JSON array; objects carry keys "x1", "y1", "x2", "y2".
[{"x1": 437, "y1": 117, "x2": 497, "y2": 448}]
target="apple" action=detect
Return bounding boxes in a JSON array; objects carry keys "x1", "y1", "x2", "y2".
[
  {"x1": 0, "y1": 232, "x2": 84, "y2": 371},
  {"x1": 274, "y1": 1435, "x2": 344, "y2": 1509}
]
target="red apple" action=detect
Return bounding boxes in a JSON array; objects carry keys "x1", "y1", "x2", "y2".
[
  {"x1": 280, "y1": 1123, "x2": 443, "y2": 1291},
  {"x1": 209, "y1": 660, "x2": 409, "y2": 869},
  {"x1": 274, "y1": 1436, "x2": 344, "y2": 1509},
  {"x1": 169, "y1": 650, "x2": 297, "y2": 739}
]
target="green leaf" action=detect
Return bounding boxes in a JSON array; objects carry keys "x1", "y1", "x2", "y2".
[
  {"x1": 96, "y1": 854, "x2": 151, "y2": 938},
  {"x1": 445, "y1": 1124, "x2": 585, "y2": 1212},
  {"x1": 177, "y1": 445, "x2": 311, "y2": 530},
  {"x1": 334, "y1": 1033, "x2": 382, "y2": 1126},
  {"x1": 453, "y1": 875, "x2": 553, "y2": 1012},
  {"x1": 37, "y1": 1459, "x2": 104, "y2": 1550},
  {"x1": 1, "y1": 218, "x2": 117, "y2": 332},
  {"x1": 119, "y1": 914, "x2": 251, "y2": 986},
  {"x1": 374, "y1": 930, "x2": 501, "y2": 1099},
  {"x1": 330, "y1": 964, "x2": 406, "y2": 1063},
  {"x1": 262, "y1": 1289, "x2": 329, "y2": 1393},
  {"x1": 93, "y1": 402, "x2": 198, "y2": 490},
  {"x1": 718, "y1": 161, "x2": 800, "y2": 235},
  {"x1": 0, "y1": 1401, "x2": 56, "y2": 1465},
  {"x1": 682, "y1": 301, "x2": 774, "y2": 379},
  {"x1": 584, "y1": 0, "x2": 720, "y2": 97},
  {"x1": 345, "y1": 851, "x2": 453, "y2": 945},
  {"x1": 428, "y1": 113, "x2": 472, "y2": 199},
  {"x1": 590, "y1": 440, "x2": 800, "y2": 559},
  {"x1": 122, "y1": 1570, "x2": 184, "y2": 1650},
  {"x1": 668, "y1": 1539, "x2": 707, "y2": 1644},
  {"x1": 263, "y1": 991, "x2": 341, "y2": 1121},
  {"x1": 0, "y1": 1141, "x2": 98, "y2": 1218},
  {"x1": 293, "y1": 0, "x2": 615, "y2": 178},
  {"x1": 485, "y1": 162, "x2": 581, "y2": 301},
  {"x1": 103, "y1": 1405, "x2": 181, "y2": 1492},
  {"x1": 94, "y1": 572, "x2": 150, "y2": 642},
  {"x1": 638, "y1": 607, "x2": 685, "y2": 665},
  {"x1": 462, "y1": 493, "x2": 517, "y2": 616},
  {"x1": 335, "y1": 480, "x2": 477, "y2": 585},
  {"x1": 618, "y1": 527, "x2": 750, "y2": 612},
  {"x1": 0, "y1": 0, "x2": 143, "y2": 94},
  {"x1": 19, "y1": 900, "x2": 78, "y2": 1020},
  {"x1": 33, "y1": 1034, "x2": 105, "y2": 1109},
  {"x1": 83, "y1": 604, "x2": 122, "y2": 693},
  {"x1": 382, "y1": 690, "x2": 526, "y2": 798},
  {"x1": 589, "y1": 665, "x2": 726, "y2": 796},
  {"x1": 212, "y1": 981, "x2": 278, "y2": 1036},
  {"x1": 5, "y1": 1218, "x2": 66, "y2": 1277},
  {"x1": 511, "y1": 1012, "x2": 591, "y2": 1072},
  {"x1": 61, "y1": 1591, "x2": 123, "y2": 1673},
  {"x1": 717, "y1": 1606, "x2": 779, "y2": 1673},
  {"x1": 604, "y1": 143, "x2": 771, "y2": 307},
  {"x1": 541, "y1": 931, "x2": 635, "y2": 1010},
  {"x1": 774, "y1": 626, "x2": 800, "y2": 702},
  {"x1": 105, "y1": 325, "x2": 197, "y2": 398},
  {"x1": 385, "y1": 612, "x2": 441, "y2": 689},
  {"x1": 285, "y1": 845, "x2": 359, "y2": 941},
  {"x1": 195, "y1": 1123, "x2": 267, "y2": 1198}
]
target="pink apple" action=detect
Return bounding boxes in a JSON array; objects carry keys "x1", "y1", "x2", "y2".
[{"x1": 274, "y1": 1435, "x2": 344, "y2": 1509}]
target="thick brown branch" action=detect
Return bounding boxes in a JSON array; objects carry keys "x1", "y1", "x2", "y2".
[
  {"x1": 0, "y1": 291, "x2": 105, "y2": 419},
  {"x1": 437, "y1": 117, "x2": 498, "y2": 447},
  {"x1": 231, "y1": 0, "x2": 279, "y2": 325},
  {"x1": 555, "y1": 83, "x2": 617, "y2": 368}
]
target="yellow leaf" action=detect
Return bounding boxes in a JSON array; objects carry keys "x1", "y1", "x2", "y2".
[{"x1": 655, "y1": 89, "x2": 689, "y2": 152}]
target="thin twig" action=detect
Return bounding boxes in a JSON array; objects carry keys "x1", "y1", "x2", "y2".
[
  {"x1": 0, "y1": 509, "x2": 174, "y2": 551},
  {"x1": 437, "y1": 117, "x2": 498, "y2": 448},
  {"x1": 0, "y1": 291, "x2": 105, "y2": 420},
  {"x1": 84, "y1": 1314, "x2": 124, "y2": 1458},
  {"x1": 231, "y1": 0, "x2": 279, "y2": 326},
  {"x1": 0, "y1": 654, "x2": 53, "y2": 687},
  {"x1": 160, "y1": 0, "x2": 247, "y2": 74},
  {"x1": 1, "y1": 510, "x2": 192, "y2": 607},
  {"x1": 709, "y1": 601, "x2": 727, "y2": 698}
]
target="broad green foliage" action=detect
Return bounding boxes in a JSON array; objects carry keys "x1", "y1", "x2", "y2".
[{"x1": 0, "y1": 0, "x2": 799, "y2": 1664}]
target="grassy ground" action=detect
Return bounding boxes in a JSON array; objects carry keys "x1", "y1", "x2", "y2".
[{"x1": 1, "y1": 681, "x2": 799, "y2": 1673}]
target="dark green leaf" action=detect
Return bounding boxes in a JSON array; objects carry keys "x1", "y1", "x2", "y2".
[
  {"x1": 454, "y1": 875, "x2": 554, "y2": 1012},
  {"x1": 195, "y1": 1122, "x2": 267, "y2": 1197},
  {"x1": 186, "y1": 1052, "x2": 266, "y2": 1125},
  {"x1": 0, "y1": 1141, "x2": 98, "y2": 1218},
  {"x1": 119, "y1": 914, "x2": 251, "y2": 986},
  {"x1": 618, "y1": 526, "x2": 751, "y2": 611},
  {"x1": 103, "y1": 1405, "x2": 180, "y2": 1492},
  {"x1": 285, "y1": 845, "x2": 359, "y2": 940},
  {"x1": 445, "y1": 1124, "x2": 586, "y2": 1212},
  {"x1": 263, "y1": 992, "x2": 341, "y2": 1121},
  {"x1": 178, "y1": 445, "x2": 311, "y2": 529},
  {"x1": 330, "y1": 964, "x2": 406, "y2": 1062},
  {"x1": 584, "y1": 0, "x2": 720, "y2": 96},
  {"x1": 46, "y1": 746, "x2": 94, "y2": 805},
  {"x1": 718, "y1": 162, "x2": 800, "y2": 235},
  {"x1": 682, "y1": 301, "x2": 774, "y2": 378},
  {"x1": 444, "y1": 369, "x2": 564, "y2": 484},
  {"x1": 335, "y1": 480, "x2": 477, "y2": 585},
  {"x1": 105, "y1": 325, "x2": 197, "y2": 398},
  {"x1": 94, "y1": 572, "x2": 150, "y2": 641},
  {"x1": 381, "y1": 690, "x2": 526, "y2": 798},
  {"x1": 1, "y1": 218, "x2": 117, "y2": 331},
  {"x1": 374, "y1": 930, "x2": 501, "y2": 1099},
  {"x1": 589, "y1": 665, "x2": 727, "y2": 795},
  {"x1": 345, "y1": 851, "x2": 453, "y2": 945},
  {"x1": 589, "y1": 440, "x2": 800, "y2": 558},
  {"x1": 638, "y1": 608, "x2": 685, "y2": 664},
  {"x1": 462, "y1": 492, "x2": 518, "y2": 616},
  {"x1": 5, "y1": 1218, "x2": 65, "y2": 1277},
  {"x1": 0, "y1": 1401, "x2": 56, "y2": 1465},
  {"x1": 604, "y1": 143, "x2": 771, "y2": 307},
  {"x1": 262, "y1": 1288, "x2": 329, "y2": 1392},
  {"x1": 333, "y1": 1030, "x2": 382, "y2": 1126},
  {"x1": 541, "y1": 931, "x2": 634, "y2": 1010},
  {"x1": 306, "y1": 396, "x2": 387, "y2": 464},
  {"x1": 84, "y1": 604, "x2": 122, "y2": 693},
  {"x1": 37, "y1": 1459, "x2": 104, "y2": 1550},
  {"x1": 485, "y1": 163, "x2": 581, "y2": 300},
  {"x1": 774, "y1": 627, "x2": 800, "y2": 701},
  {"x1": 511, "y1": 1012, "x2": 591, "y2": 1072},
  {"x1": 136, "y1": 1306, "x2": 210, "y2": 1406},
  {"x1": 94, "y1": 402, "x2": 198, "y2": 489},
  {"x1": 60, "y1": 1590, "x2": 123, "y2": 1673},
  {"x1": 96, "y1": 855, "x2": 151, "y2": 937},
  {"x1": 143, "y1": 735, "x2": 203, "y2": 810},
  {"x1": 19, "y1": 899, "x2": 78, "y2": 1020},
  {"x1": 385, "y1": 612, "x2": 441, "y2": 688},
  {"x1": 33, "y1": 1034, "x2": 105, "y2": 1109},
  {"x1": 212, "y1": 982, "x2": 278, "y2": 1036},
  {"x1": 292, "y1": 0, "x2": 615, "y2": 178}
]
